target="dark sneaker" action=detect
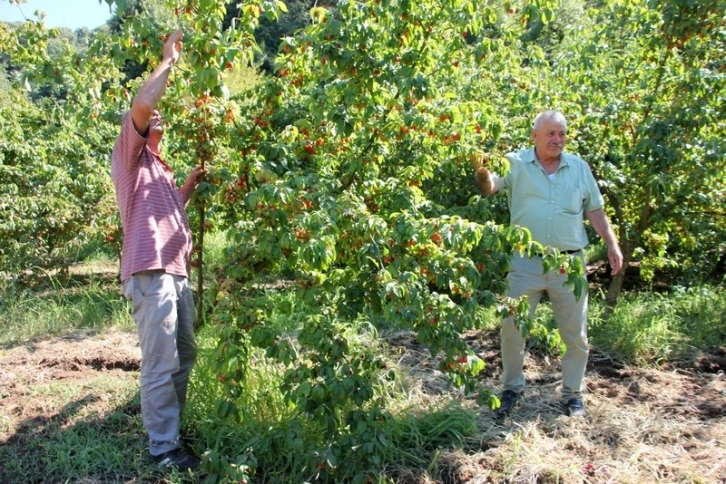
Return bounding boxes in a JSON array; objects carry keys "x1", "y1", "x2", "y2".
[
  {"x1": 564, "y1": 397, "x2": 586, "y2": 417},
  {"x1": 495, "y1": 390, "x2": 523, "y2": 417},
  {"x1": 152, "y1": 448, "x2": 200, "y2": 473}
]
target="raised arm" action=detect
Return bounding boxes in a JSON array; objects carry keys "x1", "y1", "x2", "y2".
[
  {"x1": 586, "y1": 208, "x2": 623, "y2": 275},
  {"x1": 130, "y1": 31, "x2": 183, "y2": 135}
]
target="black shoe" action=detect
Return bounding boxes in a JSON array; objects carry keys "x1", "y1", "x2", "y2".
[
  {"x1": 495, "y1": 390, "x2": 523, "y2": 417},
  {"x1": 564, "y1": 397, "x2": 586, "y2": 417},
  {"x1": 152, "y1": 448, "x2": 200, "y2": 473}
]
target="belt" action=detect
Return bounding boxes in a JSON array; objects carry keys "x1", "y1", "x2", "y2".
[
  {"x1": 532, "y1": 248, "x2": 582, "y2": 257},
  {"x1": 560, "y1": 249, "x2": 582, "y2": 255}
]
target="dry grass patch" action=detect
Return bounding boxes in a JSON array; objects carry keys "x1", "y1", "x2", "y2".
[
  {"x1": 388, "y1": 329, "x2": 726, "y2": 483},
  {"x1": 0, "y1": 331, "x2": 140, "y2": 443}
]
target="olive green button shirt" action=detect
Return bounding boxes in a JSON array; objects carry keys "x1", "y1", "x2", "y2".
[{"x1": 493, "y1": 147, "x2": 604, "y2": 251}]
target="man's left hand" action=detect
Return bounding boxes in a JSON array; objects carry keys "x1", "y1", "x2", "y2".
[
  {"x1": 608, "y1": 245, "x2": 624, "y2": 275},
  {"x1": 181, "y1": 166, "x2": 206, "y2": 204}
]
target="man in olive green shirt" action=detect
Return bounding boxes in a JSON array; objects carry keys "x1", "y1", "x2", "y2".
[{"x1": 473, "y1": 110, "x2": 623, "y2": 417}]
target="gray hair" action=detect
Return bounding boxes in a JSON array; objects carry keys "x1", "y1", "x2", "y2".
[{"x1": 533, "y1": 110, "x2": 567, "y2": 131}]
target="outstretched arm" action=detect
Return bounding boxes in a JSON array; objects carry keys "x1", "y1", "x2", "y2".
[
  {"x1": 130, "y1": 31, "x2": 183, "y2": 135},
  {"x1": 586, "y1": 208, "x2": 623, "y2": 275}
]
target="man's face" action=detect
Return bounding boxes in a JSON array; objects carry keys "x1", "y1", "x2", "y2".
[
  {"x1": 532, "y1": 118, "x2": 566, "y2": 161},
  {"x1": 149, "y1": 110, "x2": 164, "y2": 137}
]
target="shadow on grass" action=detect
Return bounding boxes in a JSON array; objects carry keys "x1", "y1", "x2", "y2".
[{"x1": 0, "y1": 390, "x2": 202, "y2": 483}]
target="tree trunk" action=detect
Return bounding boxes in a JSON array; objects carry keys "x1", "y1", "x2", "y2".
[{"x1": 195, "y1": 200, "x2": 206, "y2": 332}]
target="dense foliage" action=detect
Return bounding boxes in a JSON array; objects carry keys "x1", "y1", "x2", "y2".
[
  {"x1": 550, "y1": 0, "x2": 726, "y2": 310},
  {"x1": 0, "y1": 19, "x2": 120, "y2": 275}
]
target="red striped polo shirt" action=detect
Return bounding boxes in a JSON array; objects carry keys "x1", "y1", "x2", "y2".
[{"x1": 111, "y1": 114, "x2": 192, "y2": 281}]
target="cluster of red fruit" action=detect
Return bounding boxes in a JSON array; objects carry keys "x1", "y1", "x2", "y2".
[{"x1": 294, "y1": 229, "x2": 311, "y2": 242}]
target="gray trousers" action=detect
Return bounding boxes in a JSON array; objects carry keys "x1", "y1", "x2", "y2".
[
  {"x1": 500, "y1": 254, "x2": 589, "y2": 401},
  {"x1": 123, "y1": 270, "x2": 198, "y2": 456}
]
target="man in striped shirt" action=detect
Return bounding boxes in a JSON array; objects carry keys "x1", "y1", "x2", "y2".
[{"x1": 111, "y1": 31, "x2": 204, "y2": 473}]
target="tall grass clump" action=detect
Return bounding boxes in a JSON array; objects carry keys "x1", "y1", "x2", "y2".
[
  {"x1": 0, "y1": 276, "x2": 132, "y2": 347},
  {"x1": 197, "y1": 229, "x2": 229, "y2": 273},
  {"x1": 589, "y1": 284, "x2": 726, "y2": 364}
]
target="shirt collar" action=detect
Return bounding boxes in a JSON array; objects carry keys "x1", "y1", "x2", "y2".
[{"x1": 526, "y1": 147, "x2": 570, "y2": 167}]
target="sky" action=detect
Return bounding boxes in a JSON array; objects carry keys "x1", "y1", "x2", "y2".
[{"x1": 0, "y1": 0, "x2": 113, "y2": 30}]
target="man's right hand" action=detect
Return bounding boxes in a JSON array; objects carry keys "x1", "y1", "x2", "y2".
[
  {"x1": 163, "y1": 31, "x2": 184, "y2": 66},
  {"x1": 130, "y1": 31, "x2": 184, "y2": 135},
  {"x1": 471, "y1": 155, "x2": 495, "y2": 196}
]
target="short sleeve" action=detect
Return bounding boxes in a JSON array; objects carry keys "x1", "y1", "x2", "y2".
[
  {"x1": 112, "y1": 111, "x2": 148, "y2": 172},
  {"x1": 583, "y1": 164, "x2": 604, "y2": 212}
]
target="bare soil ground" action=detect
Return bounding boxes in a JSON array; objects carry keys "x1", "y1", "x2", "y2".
[
  {"x1": 0, "y1": 331, "x2": 141, "y2": 434},
  {"x1": 1, "y1": 329, "x2": 724, "y2": 483}
]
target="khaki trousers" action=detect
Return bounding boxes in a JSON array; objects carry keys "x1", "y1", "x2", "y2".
[
  {"x1": 123, "y1": 270, "x2": 198, "y2": 457},
  {"x1": 500, "y1": 253, "x2": 588, "y2": 401}
]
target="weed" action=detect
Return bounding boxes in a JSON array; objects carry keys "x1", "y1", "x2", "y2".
[{"x1": 589, "y1": 285, "x2": 726, "y2": 364}]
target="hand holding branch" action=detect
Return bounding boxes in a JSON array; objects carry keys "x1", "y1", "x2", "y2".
[
  {"x1": 470, "y1": 154, "x2": 496, "y2": 196},
  {"x1": 181, "y1": 166, "x2": 206, "y2": 204},
  {"x1": 130, "y1": 31, "x2": 185, "y2": 134},
  {"x1": 163, "y1": 31, "x2": 184, "y2": 66}
]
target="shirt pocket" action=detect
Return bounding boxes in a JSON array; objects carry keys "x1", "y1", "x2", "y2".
[{"x1": 557, "y1": 183, "x2": 583, "y2": 214}]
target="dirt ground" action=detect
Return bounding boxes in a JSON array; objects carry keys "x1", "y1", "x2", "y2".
[
  {"x1": 0, "y1": 331, "x2": 141, "y2": 433},
  {"x1": 1, "y1": 329, "x2": 725, "y2": 483}
]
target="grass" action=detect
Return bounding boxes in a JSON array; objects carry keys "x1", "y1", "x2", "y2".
[
  {"x1": 390, "y1": 402, "x2": 478, "y2": 464},
  {"x1": 196, "y1": 229, "x2": 230, "y2": 273},
  {"x1": 72, "y1": 237, "x2": 120, "y2": 265},
  {"x1": 0, "y1": 372, "x2": 148, "y2": 482},
  {"x1": 0, "y1": 276, "x2": 133, "y2": 348},
  {"x1": 222, "y1": 64, "x2": 262, "y2": 98},
  {"x1": 510, "y1": 273, "x2": 726, "y2": 366},
  {"x1": 1, "y1": 253, "x2": 725, "y2": 483},
  {"x1": 589, "y1": 284, "x2": 726, "y2": 364}
]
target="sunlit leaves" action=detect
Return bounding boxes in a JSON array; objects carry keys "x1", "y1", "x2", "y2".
[{"x1": 554, "y1": 0, "x2": 726, "y2": 294}]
